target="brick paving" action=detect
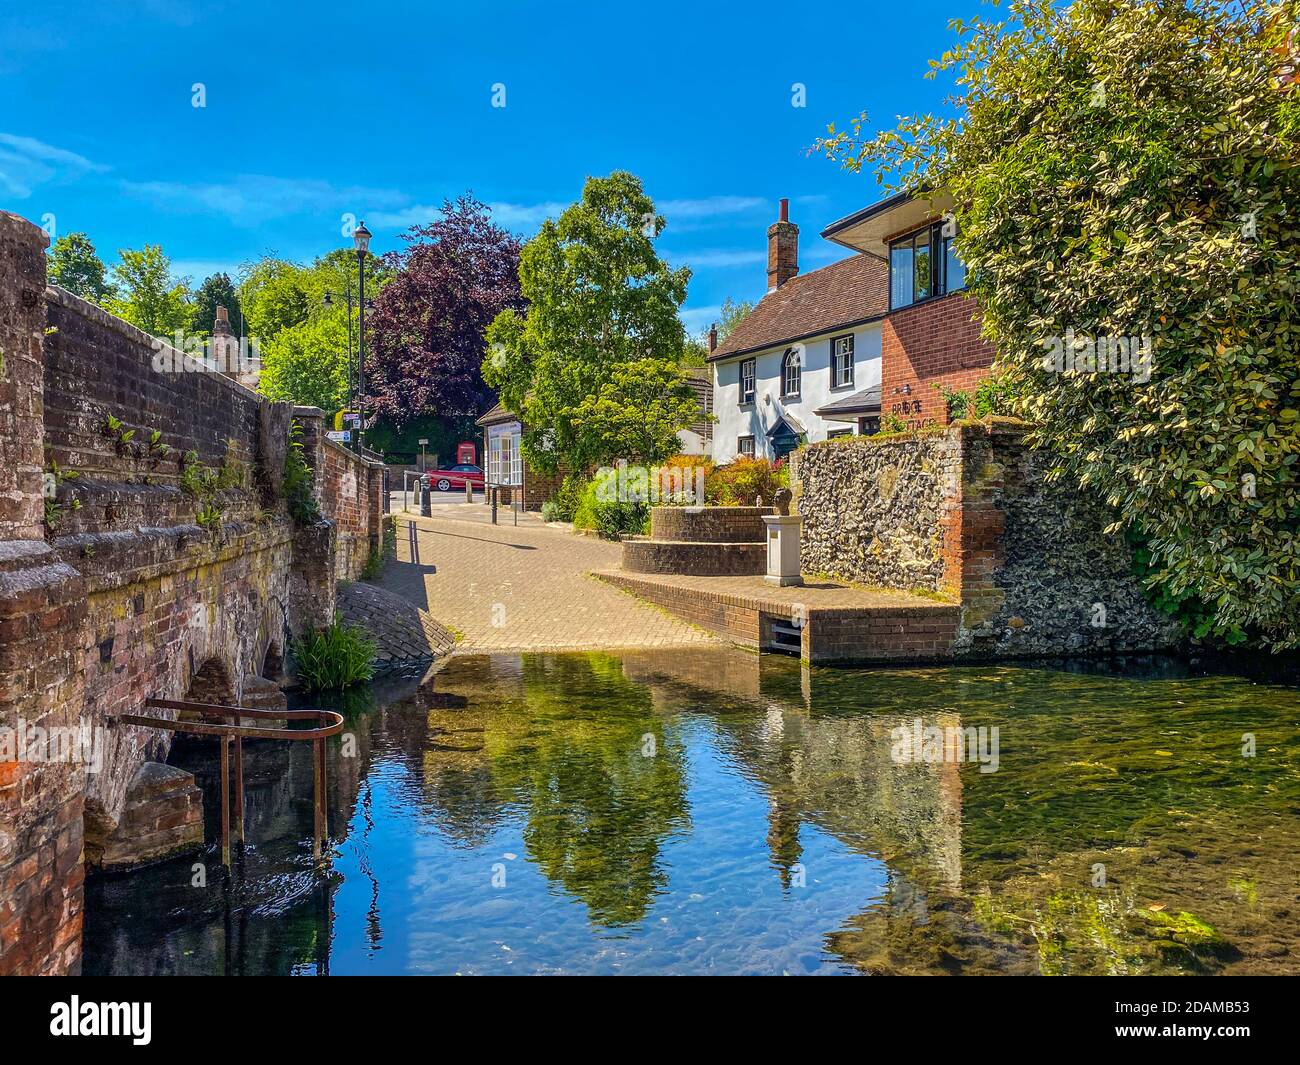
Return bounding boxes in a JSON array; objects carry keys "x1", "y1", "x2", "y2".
[
  {"x1": 376, "y1": 511, "x2": 720, "y2": 654},
  {"x1": 338, "y1": 580, "x2": 457, "y2": 666}
]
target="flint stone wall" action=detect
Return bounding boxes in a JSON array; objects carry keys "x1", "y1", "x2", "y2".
[{"x1": 794, "y1": 422, "x2": 1181, "y2": 659}]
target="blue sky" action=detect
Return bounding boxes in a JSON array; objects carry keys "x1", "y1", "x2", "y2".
[{"x1": 0, "y1": 0, "x2": 969, "y2": 333}]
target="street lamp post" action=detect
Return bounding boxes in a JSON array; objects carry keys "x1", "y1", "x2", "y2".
[
  {"x1": 322, "y1": 278, "x2": 374, "y2": 447},
  {"x1": 354, "y1": 221, "x2": 371, "y2": 454}
]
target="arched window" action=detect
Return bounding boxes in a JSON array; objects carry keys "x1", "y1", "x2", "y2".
[{"x1": 781, "y1": 348, "x2": 801, "y2": 398}]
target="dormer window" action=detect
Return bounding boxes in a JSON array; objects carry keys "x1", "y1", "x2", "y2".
[{"x1": 889, "y1": 221, "x2": 966, "y2": 309}]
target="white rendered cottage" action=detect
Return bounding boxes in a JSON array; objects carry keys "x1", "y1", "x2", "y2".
[{"x1": 708, "y1": 199, "x2": 887, "y2": 463}]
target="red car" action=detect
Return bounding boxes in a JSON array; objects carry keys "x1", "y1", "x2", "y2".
[{"x1": 423, "y1": 463, "x2": 484, "y2": 492}]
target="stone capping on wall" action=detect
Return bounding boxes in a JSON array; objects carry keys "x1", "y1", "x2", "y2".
[{"x1": 45, "y1": 284, "x2": 263, "y2": 405}]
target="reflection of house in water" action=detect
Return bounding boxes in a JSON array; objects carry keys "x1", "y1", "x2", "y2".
[{"x1": 616, "y1": 649, "x2": 964, "y2": 893}]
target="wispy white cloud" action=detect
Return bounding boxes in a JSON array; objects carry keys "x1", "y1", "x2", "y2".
[
  {"x1": 0, "y1": 133, "x2": 106, "y2": 199},
  {"x1": 120, "y1": 175, "x2": 408, "y2": 227},
  {"x1": 369, "y1": 199, "x2": 570, "y2": 233},
  {"x1": 665, "y1": 248, "x2": 765, "y2": 269},
  {"x1": 659, "y1": 195, "x2": 766, "y2": 219},
  {"x1": 681, "y1": 305, "x2": 722, "y2": 333},
  {"x1": 351, "y1": 194, "x2": 769, "y2": 237},
  {"x1": 170, "y1": 259, "x2": 241, "y2": 284}
]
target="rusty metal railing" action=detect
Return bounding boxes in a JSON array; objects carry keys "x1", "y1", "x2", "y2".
[{"x1": 111, "y1": 697, "x2": 344, "y2": 866}]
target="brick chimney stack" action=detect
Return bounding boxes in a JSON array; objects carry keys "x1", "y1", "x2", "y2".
[
  {"x1": 212, "y1": 305, "x2": 236, "y2": 378},
  {"x1": 708, "y1": 323, "x2": 718, "y2": 353},
  {"x1": 767, "y1": 197, "x2": 798, "y2": 291}
]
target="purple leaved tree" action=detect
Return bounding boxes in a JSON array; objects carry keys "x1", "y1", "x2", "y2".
[{"x1": 366, "y1": 195, "x2": 524, "y2": 427}]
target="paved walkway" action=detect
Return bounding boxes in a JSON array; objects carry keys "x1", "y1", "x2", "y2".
[
  {"x1": 376, "y1": 511, "x2": 719, "y2": 654},
  {"x1": 338, "y1": 580, "x2": 457, "y2": 667}
]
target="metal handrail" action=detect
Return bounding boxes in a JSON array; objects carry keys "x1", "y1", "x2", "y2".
[{"x1": 111, "y1": 696, "x2": 345, "y2": 866}]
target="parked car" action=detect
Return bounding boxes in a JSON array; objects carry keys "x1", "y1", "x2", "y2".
[{"x1": 423, "y1": 463, "x2": 484, "y2": 492}]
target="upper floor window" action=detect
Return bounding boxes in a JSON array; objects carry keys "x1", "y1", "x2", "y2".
[
  {"x1": 781, "y1": 348, "x2": 801, "y2": 397},
  {"x1": 831, "y1": 334, "x2": 854, "y2": 389},
  {"x1": 890, "y1": 221, "x2": 966, "y2": 309},
  {"x1": 740, "y1": 358, "x2": 756, "y2": 404}
]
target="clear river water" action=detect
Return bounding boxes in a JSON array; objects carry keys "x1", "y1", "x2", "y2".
[{"x1": 84, "y1": 648, "x2": 1300, "y2": 975}]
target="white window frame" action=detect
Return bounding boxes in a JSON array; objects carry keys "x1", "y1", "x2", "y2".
[
  {"x1": 831, "y1": 334, "x2": 854, "y2": 389},
  {"x1": 738, "y1": 435, "x2": 756, "y2": 459},
  {"x1": 740, "y1": 358, "x2": 756, "y2": 405},
  {"x1": 782, "y1": 349, "x2": 800, "y2": 398}
]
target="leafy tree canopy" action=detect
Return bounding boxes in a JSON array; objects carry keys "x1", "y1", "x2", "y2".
[
  {"x1": 367, "y1": 195, "x2": 523, "y2": 428},
  {"x1": 484, "y1": 170, "x2": 694, "y2": 470},
  {"x1": 717, "y1": 295, "x2": 754, "y2": 340},
  {"x1": 48, "y1": 232, "x2": 110, "y2": 303},
  {"x1": 237, "y1": 257, "x2": 311, "y2": 340},
  {"x1": 240, "y1": 249, "x2": 388, "y2": 411},
  {"x1": 105, "y1": 244, "x2": 193, "y2": 339},
  {"x1": 817, "y1": 0, "x2": 1300, "y2": 648},
  {"x1": 258, "y1": 313, "x2": 351, "y2": 415},
  {"x1": 570, "y1": 358, "x2": 701, "y2": 466}
]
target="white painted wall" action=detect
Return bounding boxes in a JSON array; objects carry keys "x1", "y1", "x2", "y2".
[
  {"x1": 710, "y1": 322, "x2": 882, "y2": 463},
  {"x1": 676, "y1": 428, "x2": 707, "y2": 455}
]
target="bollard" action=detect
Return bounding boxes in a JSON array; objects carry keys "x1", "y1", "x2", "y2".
[
  {"x1": 465, "y1": 478, "x2": 473, "y2": 504},
  {"x1": 491, "y1": 486, "x2": 498, "y2": 524},
  {"x1": 420, "y1": 480, "x2": 431, "y2": 517}
]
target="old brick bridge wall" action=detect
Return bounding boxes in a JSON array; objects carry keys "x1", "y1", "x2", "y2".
[{"x1": 0, "y1": 211, "x2": 383, "y2": 974}]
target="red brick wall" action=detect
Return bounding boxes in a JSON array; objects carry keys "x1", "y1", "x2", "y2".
[
  {"x1": 0, "y1": 213, "x2": 370, "y2": 976},
  {"x1": 881, "y1": 292, "x2": 995, "y2": 428},
  {"x1": 295, "y1": 410, "x2": 385, "y2": 579}
]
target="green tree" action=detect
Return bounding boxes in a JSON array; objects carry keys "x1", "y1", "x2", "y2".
[
  {"x1": 258, "y1": 314, "x2": 350, "y2": 414},
  {"x1": 192, "y1": 272, "x2": 243, "y2": 338},
  {"x1": 570, "y1": 358, "x2": 700, "y2": 464},
  {"x1": 242, "y1": 250, "x2": 389, "y2": 413},
  {"x1": 106, "y1": 244, "x2": 193, "y2": 339},
  {"x1": 817, "y1": 0, "x2": 1300, "y2": 648},
  {"x1": 237, "y1": 257, "x2": 310, "y2": 340},
  {"x1": 717, "y1": 295, "x2": 753, "y2": 340},
  {"x1": 48, "y1": 232, "x2": 110, "y2": 302},
  {"x1": 484, "y1": 171, "x2": 693, "y2": 471}
]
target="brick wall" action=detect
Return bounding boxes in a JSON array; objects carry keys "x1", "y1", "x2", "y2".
[
  {"x1": 649, "y1": 506, "x2": 773, "y2": 543},
  {"x1": 880, "y1": 292, "x2": 995, "y2": 427},
  {"x1": 0, "y1": 211, "x2": 382, "y2": 975},
  {"x1": 294, "y1": 407, "x2": 385, "y2": 580}
]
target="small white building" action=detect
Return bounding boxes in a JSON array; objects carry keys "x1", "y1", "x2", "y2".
[{"x1": 708, "y1": 199, "x2": 888, "y2": 463}]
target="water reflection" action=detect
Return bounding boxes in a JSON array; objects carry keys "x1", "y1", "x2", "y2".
[{"x1": 84, "y1": 648, "x2": 1300, "y2": 975}]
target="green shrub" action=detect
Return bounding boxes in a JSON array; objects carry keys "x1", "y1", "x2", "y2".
[
  {"x1": 572, "y1": 478, "x2": 649, "y2": 539},
  {"x1": 543, "y1": 473, "x2": 588, "y2": 522},
  {"x1": 292, "y1": 617, "x2": 376, "y2": 691},
  {"x1": 705, "y1": 457, "x2": 788, "y2": 506},
  {"x1": 939, "y1": 373, "x2": 1020, "y2": 421}
]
